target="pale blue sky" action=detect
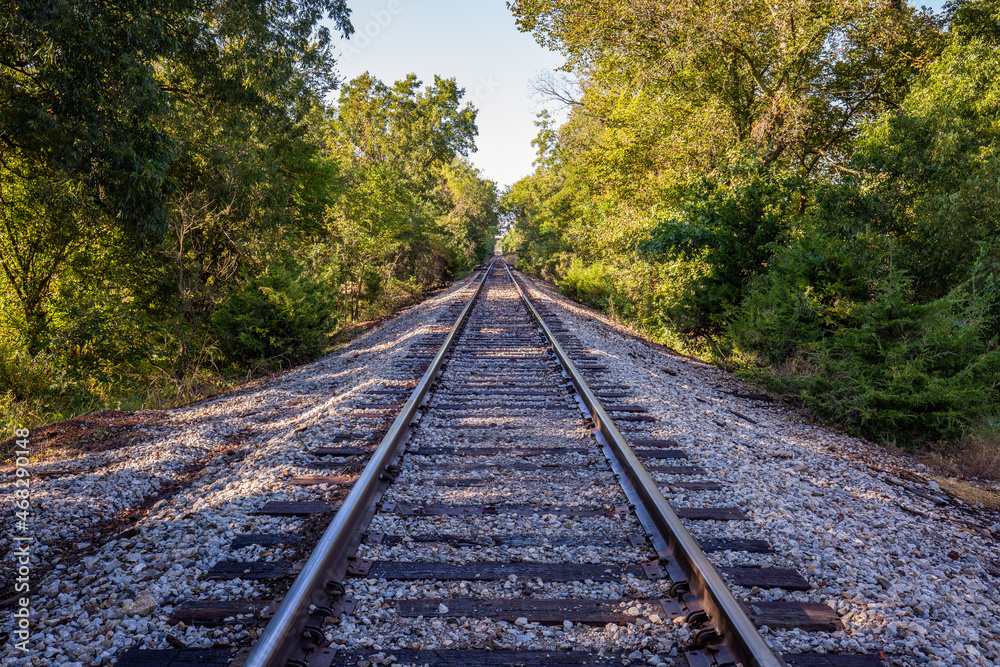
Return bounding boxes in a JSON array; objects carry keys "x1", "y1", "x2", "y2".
[{"x1": 325, "y1": 1, "x2": 949, "y2": 189}]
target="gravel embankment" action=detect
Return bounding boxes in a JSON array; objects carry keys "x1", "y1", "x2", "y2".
[
  {"x1": 4, "y1": 267, "x2": 998, "y2": 667},
  {"x1": 337, "y1": 275, "x2": 683, "y2": 662},
  {"x1": 520, "y1": 273, "x2": 1000, "y2": 667},
  {"x1": 0, "y1": 280, "x2": 475, "y2": 667}
]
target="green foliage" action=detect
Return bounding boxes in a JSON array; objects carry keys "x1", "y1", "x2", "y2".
[
  {"x1": 841, "y1": 32, "x2": 1000, "y2": 303},
  {"x1": 640, "y1": 164, "x2": 801, "y2": 337},
  {"x1": 0, "y1": 334, "x2": 54, "y2": 407},
  {"x1": 509, "y1": 0, "x2": 943, "y2": 179},
  {"x1": 213, "y1": 260, "x2": 337, "y2": 371},
  {"x1": 1, "y1": 26, "x2": 497, "y2": 437},
  {"x1": 0, "y1": 0, "x2": 179, "y2": 244},
  {"x1": 440, "y1": 160, "x2": 499, "y2": 269},
  {"x1": 322, "y1": 73, "x2": 495, "y2": 318},
  {"x1": 947, "y1": 0, "x2": 1000, "y2": 43},
  {"x1": 0, "y1": 330, "x2": 122, "y2": 434},
  {"x1": 503, "y1": 1, "x2": 1000, "y2": 452},
  {"x1": 814, "y1": 279, "x2": 998, "y2": 443},
  {"x1": 732, "y1": 231, "x2": 892, "y2": 364},
  {"x1": 558, "y1": 260, "x2": 612, "y2": 311},
  {"x1": 330, "y1": 73, "x2": 478, "y2": 195},
  {"x1": 738, "y1": 257, "x2": 1000, "y2": 443},
  {"x1": 0, "y1": 0, "x2": 353, "y2": 247},
  {"x1": 722, "y1": 27, "x2": 1000, "y2": 446}
]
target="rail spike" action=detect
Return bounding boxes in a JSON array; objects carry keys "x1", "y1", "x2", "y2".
[
  {"x1": 501, "y1": 260, "x2": 787, "y2": 667},
  {"x1": 241, "y1": 264, "x2": 495, "y2": 667}
]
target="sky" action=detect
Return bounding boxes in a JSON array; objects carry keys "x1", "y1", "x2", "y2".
[
  {"x1": 324, "y1": 0, "x2": 950, "y2": 190},
  {"x1": 324, "y1": 0, "x2": 565, "y2": 189}
]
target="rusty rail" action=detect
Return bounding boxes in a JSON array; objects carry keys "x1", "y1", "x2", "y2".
[
  {"x1": 242, "y1": 263, "x2": 495, "y2": 667},
  {"x1": 503, "y1": 261, "x2": 786, "y2": 667}
]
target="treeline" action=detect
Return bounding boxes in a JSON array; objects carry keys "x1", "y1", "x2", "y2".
[
  {"x1": 0, "y1": 1, "x2": 497, "y2": 433},
  {"x1": 503, "y1": 0, "x2": 1000, "y2": 460}
]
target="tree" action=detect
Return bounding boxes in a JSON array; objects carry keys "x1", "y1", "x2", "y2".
[
  {"x1": 331, "y1": 73, "x2": 478, "y2": 193},
  {"x1": 0, "y1": 164, "x2": 99, "y2": 351},
  {"x1": 833, "y1": 7, "x2": 1000, "y2": 302},
  {"x1": 1, "y1": 0, "x2": 179, "y2": 244},
  {"x1": 640, "y1": 163, "x2": 801, "y2": 335},
  {"x1": 508, "y1": 0, "x2": 943, "y2": 177},
  {"x1": 439, "y1": 160, "x2": 499, "y2": 268},
  {"x1": 319, "y1": 73, "x2": 485, "y2": 317},
  {"x1": 0, "y1": 0, "x2": 352, "y2": 356}
]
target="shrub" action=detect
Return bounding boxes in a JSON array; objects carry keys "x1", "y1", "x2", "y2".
[
  {"x1": 640, "y1": 163, "x2": 801, "y2": 337},
  {"x1": 0, "y1": 333, "x2": 88, "y2": 436},
  {"x1": 736, "y1": 247, "x2": 1000, "y2": 444},
  {"x1": 213, "y1": 260, "x2": 337, "y2": 371},
  {"x1": 732, "y1": 232, "x2": 892, "y2": 364},
  {"x1": 0, "y1": 335, "x2": 53, "y2": 403},
  {"x1": 558, "y1": 259, "x2": 612, "y2": 310},
  {"x1": 815, "y1": 278, "x2": 999, "y2": 442}
]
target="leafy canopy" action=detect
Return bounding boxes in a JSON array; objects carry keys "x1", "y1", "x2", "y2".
[{"x1": 0, "y1": 0, "x2": 352, "y2": 245}]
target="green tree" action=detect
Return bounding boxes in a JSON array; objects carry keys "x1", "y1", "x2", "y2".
[
  {"x1": 838, "y1": 10, "x2": 1000, "y2": 302},
  {"x1": 321, "y1": 73, "x2": 486, "y2": 317},
  {"x1": 439, "y1": 160, "x2": 500, "y2": 268},
  {"x1": 510, "y1": 0, "x2": 943, "y2": 176},
  {"x1": 1, "y1": 0, "x2": 180, "y2": 244},
  {"x1": 0, "y1": 0, "x2": 353, "y2": 358},
  {"x1": 1, "y1": 0, "x2": 352, "y2": 244},
  {"x1": 331, "y1": 73, "x2": 478, "y2": 191},
  {"x1": 641, "y1": 163, "x2": 801, "y2": 337}
]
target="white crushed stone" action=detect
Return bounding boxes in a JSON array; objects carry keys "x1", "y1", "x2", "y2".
[
  {"x1": 6, "y1": 264, "x2": 996, "y2": 667},
  {"x1": 519, "y1": 273, "x2": 1000, "y2": 667},
  {"x1": 0, "y1": 279, "x2": 481, "y2": 666},
  {"x1": 329, "y1": 274, "x2": 684, "y2": 659}
]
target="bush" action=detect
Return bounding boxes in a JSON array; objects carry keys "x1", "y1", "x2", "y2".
[
  {"x1": 0, "y1": 335, "x2": 53, "y2": 433},
  {"x1": 0, "y1": 333, "x2": 91, "y2": 435},
  {"x1": 0, "y1": 335, "x2": 53, "y2": 403},
  {"x1": 640, "y1": 163, "x2": 800, "y2": 336},
  {"x1": 736, "y1": 243, "x2": 1000, "y2": 444},
  {"x1": 732, "y1": 232, "x2": 892, "y2": 364},
  {"x1": 814, "y1": 279, "x2": 999, "y2": 442},
  {"x1": 213, "y1": 260, "x2": 337, "y2": 370},
  {"x1": 842, "y1": 31, "x2": 1000, "y2": 304},
  {"x1": 558, "y1": 260, "x2": 612, "y2": 310}
]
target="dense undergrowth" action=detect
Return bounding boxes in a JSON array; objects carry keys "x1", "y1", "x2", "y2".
[
  {"x1": 0, "y1": 271, "x2": 461, "y2": 439},
  {"x1": 503, "y1": 0, "x2": 1000, "y2": 477}
]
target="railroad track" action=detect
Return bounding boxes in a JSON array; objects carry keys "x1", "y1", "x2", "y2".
[{"x1": 116, "y1": 261, "x2": 882, "y2": 667}]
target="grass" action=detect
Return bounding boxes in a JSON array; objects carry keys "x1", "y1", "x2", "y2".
[
  {"x1": 952, "y1": 433, "x2": 1000, "y2": 481},
  {"x1": 936, "y1": 477, "x2": 1000, "y2": 510},
  {"x1": 922, "y1": 428, "x2": 1000, "y2": 483}
]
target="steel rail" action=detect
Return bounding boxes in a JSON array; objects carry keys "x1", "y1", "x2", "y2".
[
  {"x1": 243, "y1": 262, "x2": 496, "y2": 667},
  {"x1": 503, "y1": 261, "x2": 787, "y2": 667}
]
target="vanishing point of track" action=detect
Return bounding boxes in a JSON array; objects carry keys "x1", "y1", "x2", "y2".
[{"x1": 116, "y1": 261, "x2": 882, "y2": 667}]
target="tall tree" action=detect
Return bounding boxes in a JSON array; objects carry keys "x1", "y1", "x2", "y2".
[
  {"x1": 332, "y1": 73, "x2": 478, "y2": 193},
  {"x1": 320, "y1": 73, "x2": 486, "y2": 316},
  {"x1": 509, "y1": 0, "x2": 943, "y2": 176},
  {"x1": 0, "y1": 0, "x2": 352, "y2": 351}
]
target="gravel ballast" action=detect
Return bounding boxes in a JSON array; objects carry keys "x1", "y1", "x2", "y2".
[
  {"x1": 0, "y1": 280, "x2": 478, "y2": 667},
  {"x1": 518, "y1": 272, "x2": 1000, "y2": 667},
  {"x1": 2, "y1": 268, "x2": 998, "y2": 667}
]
